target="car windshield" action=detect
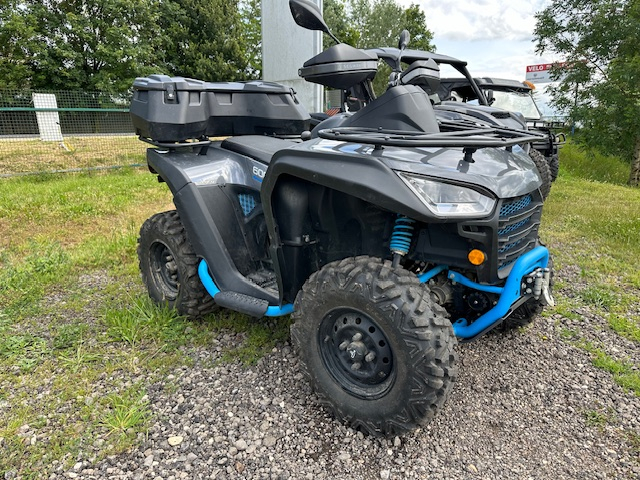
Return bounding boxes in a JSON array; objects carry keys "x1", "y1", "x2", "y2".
[{"x1": 487, "y1": 90, "x2": 541, "y2": 120}]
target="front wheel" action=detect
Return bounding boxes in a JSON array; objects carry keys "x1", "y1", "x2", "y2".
[
  {"x1": 291, "y1": 256, "x2": 457, "y2": 436},
  {"x1": 138, "y1": 210, "x2": 217, "y2": 318}
]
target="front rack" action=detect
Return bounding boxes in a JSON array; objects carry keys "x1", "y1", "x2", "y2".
[{"x1": 317, "y1": 120, "x2": 546, "y2": 149}]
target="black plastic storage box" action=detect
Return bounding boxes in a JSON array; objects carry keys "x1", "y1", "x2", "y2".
[{"x1": 131, "y1": 75, "x2": 310, "y2": 143}]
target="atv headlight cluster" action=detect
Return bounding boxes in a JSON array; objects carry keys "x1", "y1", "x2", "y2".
[{"x1": 399, "y1": 173, "x2": 496, "y2": 218}]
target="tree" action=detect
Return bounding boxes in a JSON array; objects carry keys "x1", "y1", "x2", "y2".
[
  {"x1": 157, "y1": 0, "x2": 253, "y2": 82},
  {"x1": 534, "y1": 0, "x2": 640, "y2": 186},
  {"x1": 0, "y1": 0, "x2": 261, "y2": 92},
  {"x1": 0, "y1": 0, "x2": 164, "y2": 92},
  {"x1": 323, "y1": 0, "x2": 435, "y2": 94},
  {"x1": 325, "y1": 0, "x2": 434, "y2": 51},
  {"x1": 240, "y1": 0, "x2": 262, "y2": 78}
]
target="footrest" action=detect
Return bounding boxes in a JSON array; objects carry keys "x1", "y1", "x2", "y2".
[{"x1": 213, "y1": 291, "x2": 269, "y2": 317}]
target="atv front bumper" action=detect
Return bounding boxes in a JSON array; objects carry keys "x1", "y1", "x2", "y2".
[{"x1": 421, "y1": 245, "x2": 552, "y2": 341}]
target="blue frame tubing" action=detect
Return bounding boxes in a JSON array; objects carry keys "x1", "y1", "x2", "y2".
[
  {"x1": 198, "y1": 260, "x2": 294, "y2": 317},
  {"x1": 443, "y1": 246, "x2": 549, "y2": 339},
  {"x1": 198, "y1": 246, "x2": 550, "y2": 338}
]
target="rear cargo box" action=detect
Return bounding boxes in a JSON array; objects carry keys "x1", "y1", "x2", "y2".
[{"x1": 131, "y1": 75, "x2": 310, "y2": 143}]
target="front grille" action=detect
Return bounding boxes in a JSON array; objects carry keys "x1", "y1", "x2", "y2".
[{"x1": 497, "y1": 194, "x2": 541, "y2": 271}]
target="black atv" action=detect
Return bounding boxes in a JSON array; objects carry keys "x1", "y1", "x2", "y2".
[{"x1": 130, "y1": 0, "x2": 554, "y2": 436}]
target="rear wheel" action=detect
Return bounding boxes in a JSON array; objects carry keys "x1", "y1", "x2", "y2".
[
  {"x1": 291, "y1": 256, "x2": 457, "y2": 436},
  {"x1": 530, "y1": 149, "x2": 552, "y2": 199},
  {"x1": 138, "y1": 210, "x2": 217, "y2": 318}
]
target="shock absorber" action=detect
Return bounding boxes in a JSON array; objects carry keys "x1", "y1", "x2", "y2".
[{"x1": 390, "y1": 215, "x2": 415, "y2": 268}]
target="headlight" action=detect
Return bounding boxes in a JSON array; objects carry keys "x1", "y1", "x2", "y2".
[{"x1": 399, "y1": 173, "x2": 496, "y2": 218}]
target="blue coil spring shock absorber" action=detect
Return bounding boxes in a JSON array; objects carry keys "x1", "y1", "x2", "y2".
[{"x1": 390, "y1": 215, "x2": 415, "y2": 267}]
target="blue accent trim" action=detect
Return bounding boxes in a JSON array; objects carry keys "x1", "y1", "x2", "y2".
[
  {"x1": 198, "y1": 260, "x2": 221, "y2": 296},
  {"x1": 238, "y1": 194, "x2": 257, "y2": 216},
  {"x1": 389, "y1": 216, "x2": 415, "y2": 254},
  {"x1": 452, "y1": 246, "x2": 549, "y2": 339},
  {"x1": 266, "y1": 303, "x2": 294, "y2": 316},
  {"x1": 197, "y1": 260, "x2": 293, "y2": 317},
  {"x1": 417, "y1": 264, "x2": 448, "y2": 283},
  {"x1": 447, "y1": 271, "x2": 504, "y2": 295}
]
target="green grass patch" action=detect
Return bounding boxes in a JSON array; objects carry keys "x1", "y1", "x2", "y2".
[
  {"x1": 607, "y1": 314, "x2": 640, "y2": 343},
  {"x1": 584, "y1": 408, "x2": 615, "y2": 428},
  {"x1": 99, "y1": 385, "x2": 151, "y2": 444},
  {"x1": 0, "y1": 136, "x2": 146, "y2": 176},
  {"x1": 579, "y1": 342, "x2": 640, "y2": 396},
  {"x1": 104, "y1": 296, "x2": 195, "y2": 348},
  {"x1": 542, "y1": 150, "x2": 640, "y2": 348},
  {"x1": 559, "y1": 141, "x2": 630, "y2": 185}
]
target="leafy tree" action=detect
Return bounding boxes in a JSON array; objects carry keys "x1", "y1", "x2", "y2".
[
  {"x1": 0, "y1": 0, "x2": 163, "y2": 92},
  {"x1": 323, "y1": 0, "x2": 435, "y2": 94},
  {"x1": 325, "y1": 0, "x2": 434, "y2": 51},
  {"x1": 0, "y1": 1, "x2": 37, "y2": 88},
  {"x1": 240, "y1": 0, "x2": 262, "y2": 78},
  {"x1": 157, "y1": 0, "x2": 252, "y2": 82},
  {"x1": 401, "y1": 4, "x2": 434, "y2": 52},
  {"x1": 534, "y1": 0, "x2": 640, "y2": 186}
]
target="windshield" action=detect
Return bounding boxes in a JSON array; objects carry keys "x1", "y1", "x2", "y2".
[{"x1": 487, "y1": 90, "x2": 541, "y2": 120}]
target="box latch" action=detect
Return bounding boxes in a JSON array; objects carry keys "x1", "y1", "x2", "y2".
[{"x1": 164, "y1": 84, "x2": 177, "y2": 103}]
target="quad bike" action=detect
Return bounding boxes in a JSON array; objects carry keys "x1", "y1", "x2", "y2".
[{"x1": 130, "y1": 0, "x2": 554, "y2": 436}]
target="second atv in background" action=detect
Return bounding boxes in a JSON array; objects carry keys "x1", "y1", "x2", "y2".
[{"x1": 438, "y1": 77, "x2": 566, "y2": 183}]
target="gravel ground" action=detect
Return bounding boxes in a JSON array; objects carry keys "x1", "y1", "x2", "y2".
[{"x1": 49, "y1": 266, "x2": 640, "y2": 480}]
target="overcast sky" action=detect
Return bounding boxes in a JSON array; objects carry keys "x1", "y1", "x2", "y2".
[{"x1": 395, "y1": 0, "x2": 561, "y2": 114}]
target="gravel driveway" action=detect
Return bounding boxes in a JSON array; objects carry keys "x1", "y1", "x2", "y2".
[{"x1": 50, "y1": 267, "x2": 640, "y2": 480}]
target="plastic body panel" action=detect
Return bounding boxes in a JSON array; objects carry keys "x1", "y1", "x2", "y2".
[
  {"x1": 260, "y1": 137, "x2": 543, "y2": 302},
  {"x1": 145, "y1": 140, "x2": 296, "y2": 305},
  {"x1": 299, "y1": 44, "x2": 378, "y2": 89}
]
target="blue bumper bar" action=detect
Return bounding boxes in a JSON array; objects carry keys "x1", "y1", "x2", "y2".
[
  {"x1": 445, "y1": 246, "x2": 549, "y2": 339},
  {"x1": 198, "y1": 260, "x2": 294, "y2": 317},
  {"x1": 197, "y1": 243, "x2": 548, "y2": 331}
]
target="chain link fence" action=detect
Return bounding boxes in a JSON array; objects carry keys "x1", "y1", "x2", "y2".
[{"x1": 0, "y1": 89, "x2": 147, "y2": 176}]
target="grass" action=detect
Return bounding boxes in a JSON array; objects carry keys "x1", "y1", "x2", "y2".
[
  {"x1": 541, "y1": 142, "x2": 640, "y2": 347},
  {"x1": 540, "y1": 141, "x2": 640, "y2": 398},
  {"x1": 0, "y1": 140, "x2": 639, "y2": 476},
  {"x1": 0, "y1": 136, "x2": 146, "y2": 175},
  {"x1": 0, "y1": 167, "x2": 295, "y2": 477},
  {"x1": 558, "y1": 141, "x2": 631, "y2": 185}
]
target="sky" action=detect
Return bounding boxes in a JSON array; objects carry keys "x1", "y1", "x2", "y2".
[{"x1": 395, "y1": 0, "x2": 560, "y2": 114}]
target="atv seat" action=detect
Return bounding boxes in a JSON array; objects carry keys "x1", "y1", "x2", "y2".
[{"x1": 221, "y1": 136, "x2": 297, "y2": 164}]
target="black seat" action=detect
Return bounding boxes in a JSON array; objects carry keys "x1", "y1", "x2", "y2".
[{"x1": 221, "y1": 136, "x2": 297, "y2": 164}]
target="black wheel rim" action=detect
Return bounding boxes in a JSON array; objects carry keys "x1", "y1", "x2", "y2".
[
  {"x1": 149, "y1": 241, "x2": 179, "y2": 300},
  {"x1": 318, "y1": 308, "x2": 395, "y2": 399}
]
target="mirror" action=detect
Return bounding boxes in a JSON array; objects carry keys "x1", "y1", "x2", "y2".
[
  {"x1": 289, "y1": 0, "x2": 330, "y2": 33},
  {"x1": 485, "y1": 89, "x2": 495, "y2": 105},
  {"x1": 398, "y1": 30, "x2": 410, "y2": 51}
]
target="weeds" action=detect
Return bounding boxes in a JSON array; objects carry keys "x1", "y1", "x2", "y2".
[
  {"x1": 104, "y1": 296, "x2": 190, "y2": 347},
  {"x1": 100, "y1": 386, "x2": 151, "y2": 441}
]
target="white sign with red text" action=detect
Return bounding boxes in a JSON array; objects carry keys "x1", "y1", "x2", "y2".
[{"x1": 525, "y1": 63, "x2": 566, "y2": 84}]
